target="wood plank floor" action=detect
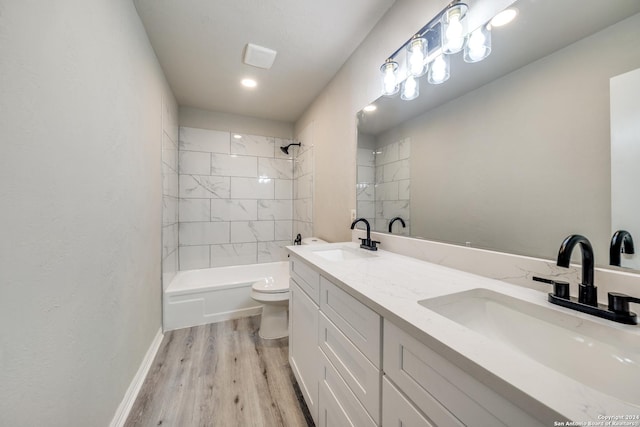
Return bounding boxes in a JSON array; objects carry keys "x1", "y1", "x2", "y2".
[{"x1": 125, "y1": 316, "x2": 314, "y2": 427}]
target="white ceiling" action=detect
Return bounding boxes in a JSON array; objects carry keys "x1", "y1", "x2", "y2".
[{"x1": 133, "y1": 0, "x2": 396, "y2": 123}]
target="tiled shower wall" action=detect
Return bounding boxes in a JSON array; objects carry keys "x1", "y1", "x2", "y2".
[
  {"x1": 161, "y1": 98, "x2": 179, "y2": 289},
  {"x1": 177, "y1": 126, "x2": 295, "y2": 270},
  {"x1": 293, "y1": 143, "x2": 314, "y2": 239},
  {"x1": 356, "y1": 138, "x2": 411, "y2": 235},
  {"x1": 375, "y1": 137, "x2": 411, "y2": 235}
]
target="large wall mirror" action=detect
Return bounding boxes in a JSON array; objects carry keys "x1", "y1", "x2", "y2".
[{"x1": 356, "y1": 0, "x2": 640, "y2": 271}]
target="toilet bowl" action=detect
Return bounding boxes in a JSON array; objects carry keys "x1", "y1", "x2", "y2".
[{"x1": 251, "y1": 237, "x2": 328, "y2": 339}]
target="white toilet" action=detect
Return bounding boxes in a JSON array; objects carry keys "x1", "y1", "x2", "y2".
[{"x1": 251, "y1": 237, "x2": 327, "y2": 339}]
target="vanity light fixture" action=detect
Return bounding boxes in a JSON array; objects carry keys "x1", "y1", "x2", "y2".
[{"x1": 380, "y1": 1, "x2": 514, "y2": 101}]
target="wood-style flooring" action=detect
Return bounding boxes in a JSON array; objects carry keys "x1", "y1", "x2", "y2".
[{"x1": 125, "y1": 316, "x2": 314, "y2": 427}]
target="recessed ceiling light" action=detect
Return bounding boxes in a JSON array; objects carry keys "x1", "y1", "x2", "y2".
[
  {"x1": 233, "y1": 134, "x2": 242, "y2": 139},
  {"x1": 241, "y1": 78, "x2": 257, "y2": 88},
  {"x1": 491, "y1": 8, "x2": 517, "y2": 27},
  {"x1": 363, "y1": 104, "x2": 377, "y2": 112}
]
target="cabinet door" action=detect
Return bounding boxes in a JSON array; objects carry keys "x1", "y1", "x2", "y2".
[
  {"x1": 289, "y1": 279, "x2": 319, "y2": 424},
  {"x1": 383, "y1": 377, "x2": 435, "y2": 427}
]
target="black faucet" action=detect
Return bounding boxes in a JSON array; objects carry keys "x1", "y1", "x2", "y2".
[
  {"x1": 609, "y1": 230, "x2": 635, "y2": 267},
  {"x1": 293, "y1": 233, "x2": 302, "y2": 245},
  {"x1": 350, "y1": 218, "x2": 379, "y2": 251},
  {"x1": 388, "y1": 217, "x2": 406, "y2": 233},
  {"x1": 534, "y1": 234, "x2": 639, "y2": 325},
  {"x1": 557, "y1": 234, "x2": 597, "y2": 306}
]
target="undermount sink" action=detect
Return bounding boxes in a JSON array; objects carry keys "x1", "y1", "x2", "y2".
[
  {"x1": 419, "y1": 288, "x2": 640, "y2": 405},
  {"x1": 313, "y1": 246, "x2": 376, "y2": 262}
]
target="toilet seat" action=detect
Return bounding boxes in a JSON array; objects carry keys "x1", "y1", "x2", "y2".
[{"x1": 252, "y1": 277, "x2": 289, "y2": 302}]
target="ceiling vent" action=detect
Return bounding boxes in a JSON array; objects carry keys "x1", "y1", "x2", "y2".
[{"x1": 243, "y1": 43, "x2": 277, "y2": 69}]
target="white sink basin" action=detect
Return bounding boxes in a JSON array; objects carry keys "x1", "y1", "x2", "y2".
[
  {"x1": 419, "y1": 288, "x2": 640, "y2": 405},
  {"x1": 313, "y1": 247, "x2": 376, "y2": 262}
]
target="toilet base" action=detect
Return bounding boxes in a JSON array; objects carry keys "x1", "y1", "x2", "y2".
[{"x1": 258, "y1": 301, "x2": 289, "y2": 339}]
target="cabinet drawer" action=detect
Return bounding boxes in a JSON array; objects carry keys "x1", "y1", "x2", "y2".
[
  {"x1": 383, "y1": 376, "x2": 434, "y2": 427},
  {"x1": 384, "y1": 320, "x2": 542, "y2": 427},
  {"x1": 289, "y1": 257, "x2": 320, "y2": 304},
  {"x1": 318, "y1": 350, "x2": 377, "y2": 427},
  {"x1": 320, "y1": 276, "x2": 381, "y2": 367},
  {"x1": 319, "y1": 312, "x2": 380, "y2": 423}
]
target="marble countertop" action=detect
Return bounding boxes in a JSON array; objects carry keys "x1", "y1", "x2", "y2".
[{"x1": 286, "y1": 242, "x2": 640, "y2": 424}]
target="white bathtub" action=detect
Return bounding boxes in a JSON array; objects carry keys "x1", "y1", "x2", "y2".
[{"x1": 163, "y1": 261, "x2": 289, "y2": 331}]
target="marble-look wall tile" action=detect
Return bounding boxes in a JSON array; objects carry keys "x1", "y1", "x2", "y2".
[
  {"x1": 210, "y1": 243, "x2": 258, "y2": 267},
  {"x1": 274, "y1": 179, "x2": 293, "y2": 200},
  {"x1": 162, "y1": 132, "x2": 178, "y2": 172},
  {"x1": 179, "y1": 127, "x2": 230, "y2": 154},
  {"x1": 180, "y1": 222, "x2": 230, "y2": 245},
  {"x1": 211, "y1": 154, "x2": 257, "y2": 178},
  {"x1": 179, "y1": 198, "x2": 210, "y2": 222},
  {"x1": 294, "y1": 174, "x2": 313, "y2": 200},
  {"x1": 358, "y1": 165, "x2": 375, "y2": 183},
  {"x1": 258, "y1": 158, "x2": 294, "y2": 179},
  {"x1": 294, "y1": 148, "x2": 313, "y2": 177},
  {"x1": 383, "y1": 159, "x2": 409, "y2": 182},
  {"x1": 180, "y1": 175, "x2": 230, "y2": 199},
  {"x1": 230, "y1": 221, "x2": 275, "y2": 243},
  {"x1": 294, "y1": 198, "x2": 313, "y2": 223},
  {"x1": 179, "y1": 245, "x2": 210, "y2": 270},
  {"x1": 382, "y1": 200, "x2": 411, "y2": 220},
  {"x1": 294, "y1": 221, "x2": 313, "y2": 241},
  {"x1": 399, "y1": 179, "x2": 410, "y2": 200},
  {"x1": 356, "y1": 183, "x2": 375, "y2": 202},
  {"x1": 162, "y1": 249, "x2": 178, "y2": 290},
  {"x1": 398, "y1": 138, "x2": 410, "y2": 160},
  {"x1": 163, "y1": 163, "x2": 179, "y2": 198},
  {"x1": 258, "y1": 241, "x2": 290, "y2": 263},
  {"x1": 210, "y1": 199, "x2": 257, "y2": 222},
  {"x1": 357, "y1": 148, "x2": 375, "y2": 167},
  {"x1": 163, "y1": 223, "x2": 178, "y2": 259},
  {"x1": 375, "y1": 142, "x2": 399, "y2": 166},
  {"x1": 163, "y1": 196, "x2": 179, "y2": 226},
  {"x1": 258, "y1": 200, "x2": 293, "y2": 220},
  {"x1": 274, "y1": 220, "x2": 293, "y2": 242},
  {"x1": 230, "y1": 177, "x2": 274, "y2": 199},
  {"x1": 177, "y1": 127, "x2": 297, "y2": 269},
  {"x1": 357, "y1": 200, "x2": 375, "y2": 219},
  {"x1": 179, "y1": 151, "x2": 211, "y2": 175},
  {"x1": 231, "y1": 134, "x2": 274, "y2": 157},
  {"x1": 376, "y1": 181, "x2": 399, "y2": 200}
]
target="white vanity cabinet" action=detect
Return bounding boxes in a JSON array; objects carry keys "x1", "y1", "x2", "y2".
[
  {"x1": 288, "y1": 259, "x2": 321, "y2": 425},
  {"x1": 289, "y1": 256, "x2": 382, "y2": 426},
  {"x1": 383, "y1": 320, "x2": 544, "y2": 427}
]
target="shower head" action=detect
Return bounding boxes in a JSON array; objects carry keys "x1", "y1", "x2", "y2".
[{"x1": 280, "y1": 142, "x2": 301, "y2": 155}]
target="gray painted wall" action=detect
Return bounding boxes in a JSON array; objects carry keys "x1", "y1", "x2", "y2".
[{"x1": 0, "y1": 0, "x2": 177, "y2": 424}]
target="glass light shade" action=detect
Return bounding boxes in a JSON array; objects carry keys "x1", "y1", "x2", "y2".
[
  {"x1": 401, "y1": 75, "x2": 419, "y2": 101},
  {"x1": 380, "y1": 60, "x2": 400, "y2": 96},
  {"x1": 427, "y1": 54, "x2": 450, "y2": 84},
  {"x1": 441, "y1": 3, "x2": 468, "y2": 54},
  {"x1": 406, "y1": 37, "x2": 427, "y2": 77},
  {"x1": 464, "y1": 24, "x2": 491, "y2": 63}
]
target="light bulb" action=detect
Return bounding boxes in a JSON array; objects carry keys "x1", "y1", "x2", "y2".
[
  {"x1": 428, "y1": 54, "x2": 450, "y2": 85},
  {"x1": 442, "y1": 4, "x2": 468, "y2": 54},
  {"x1": 464, "y1": 24, "x2": 491, "y2": 63},
  {"x1": 401, "y1": 75, "x2": 419, "y2": 101},
  {"x1": 380, "y1": 60, "x2": 399, "y2": 96},
  {"x1": 406, "y1": 37, "x2": 427, "y2": 77}
]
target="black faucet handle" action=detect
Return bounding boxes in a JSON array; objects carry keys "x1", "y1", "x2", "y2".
[
  {"x1": 371, "y1": 240, "x2": 380, "y2": 249},
  {"x1": 608, "y1": 292, "x2": 640, "y2": 315},
  {"x1": 532, "y1": 276, "x2": 570, "y2": 299}
]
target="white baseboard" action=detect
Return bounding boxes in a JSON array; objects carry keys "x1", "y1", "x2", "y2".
[{"x1": 109, "y1": 328, "x2": 164, "y2": 427}]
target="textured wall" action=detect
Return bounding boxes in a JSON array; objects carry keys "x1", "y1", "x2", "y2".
[{"x1": 0, "y1": 0, "x2": 176, "y2": 425}]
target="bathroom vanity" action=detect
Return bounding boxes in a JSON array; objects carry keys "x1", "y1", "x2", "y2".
[{"x1": 287, "y1": 243, "x2": 640, "y2": 426}]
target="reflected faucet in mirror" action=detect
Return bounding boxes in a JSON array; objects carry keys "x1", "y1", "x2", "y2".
[
  {"x1": 388, "y1": 217, "x2": 406, "y2": 233},
  {"x1": 350, "y1": 218, "x2": 379, "y2": 251},
  {"x1": 610, "y1": 230, "x2": 635, "y2": 267}
]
